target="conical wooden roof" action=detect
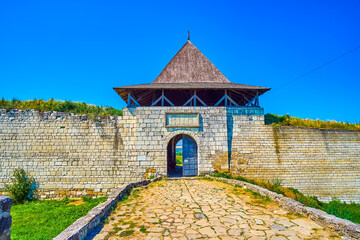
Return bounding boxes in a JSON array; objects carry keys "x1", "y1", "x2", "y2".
[
  {"x1": 114, "y1": 40, "x2": 270, "y2": 106},
  {"x1": 153, "y1": 41, "x2": 230, "y2": 83}
]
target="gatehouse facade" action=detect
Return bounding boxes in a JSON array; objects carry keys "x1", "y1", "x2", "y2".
[{"x1": 114, "y1": 40, "x2": 269, "y2": 177}]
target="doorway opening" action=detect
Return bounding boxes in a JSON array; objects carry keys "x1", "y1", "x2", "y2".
[{"x1": 167, "y1": 134, "x2": 198, "y2": 177}]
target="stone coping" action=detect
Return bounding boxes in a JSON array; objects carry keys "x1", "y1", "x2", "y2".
[
  {"x1": 210, "y1": 176, "x2": 360, "y2": 240},
  {"x1": 53, "y1": 177, "x2": 161, "y2": 240}
]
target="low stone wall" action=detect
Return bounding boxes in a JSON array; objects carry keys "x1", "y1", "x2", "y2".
[
  {"x1": 54, "y1": 177, "x2": 161, "y2": 240},
  {"x1": 211, "y1": 176, "x2": 360, "y2": 240},
  {"x1": 0, "y1": 196, "x2": 12, "y2": 240}
]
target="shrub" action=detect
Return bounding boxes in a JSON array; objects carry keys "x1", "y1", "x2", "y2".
[{"x1": 5, "y1": 168, "x2": 36, "y2": 204}]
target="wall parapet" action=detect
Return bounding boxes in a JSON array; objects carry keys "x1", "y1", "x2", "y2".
[
  {"x1": 0, "y1": 196, "x2": 12, "y2": 240},
  {"x1": 210, "y1": 176, "x2": 360, "y2": 240}
]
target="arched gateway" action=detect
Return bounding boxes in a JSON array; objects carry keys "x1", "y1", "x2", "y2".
[
  {"x1": 113, "y1": 38, "x2": 269, "y2": 177},
  {"x1": 167, "y1": 134, "x2": 198, "y2": 177}
]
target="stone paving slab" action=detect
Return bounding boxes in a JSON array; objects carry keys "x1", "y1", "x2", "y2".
[{"x1": 93, "y1": 179, "x2": 341, "y2": 240}]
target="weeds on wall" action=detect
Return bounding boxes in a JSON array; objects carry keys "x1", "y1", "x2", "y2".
[
  {"x1": 265, "y1": 113, "x2": 360, "y2": 131},
  {"x1": 5, "y1": 168, "x2": 36, "y2": 204},
  {"x1": 0, "y1": 98, "x2": 122, "y2": 116},
  {"x1": 212, "y1": 172, "x2": 360, "y2": 224}
]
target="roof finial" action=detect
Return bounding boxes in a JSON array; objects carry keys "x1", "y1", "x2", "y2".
[{"x1": 188, "y1": 30, "x2": 190, "y2": 41}]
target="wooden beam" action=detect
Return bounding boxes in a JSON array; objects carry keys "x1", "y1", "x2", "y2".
[
  {"x1": 127, "y1": 93, "x2": 131, "y2": 107},
  {"x1": 224, "y1": 90, "x2": 228, "y2": 106},
  {"x1": 227, "y1": 95, "x2": 239, "y2": 106},
  {"x1": 161, "y1": 89, "x2": 164, "y2": 106},
  {"x1": 245, "y1": 94, "x2": 259, "y2": 107},
  {"x1": 129, "y1": 94, "x2": 141, "y2": 106},
  {"x1": 151, "y1": 95, "x2": 162, "y2": 106},
  {"x1": 195, "y1": 96, "x2": 207, "y2": 106},
  {"x1": 183, "y1": 95, "x2": 195, "y2": 106},
  {"x1": 194, "y1": 90, "x2": 197, "y2": 106},
  {"x1": 215, "y1": 95, "x2": 226, "y2": 106},
  {"x1": 163, "y1": 95, "x2": 175, "y2": 106}
]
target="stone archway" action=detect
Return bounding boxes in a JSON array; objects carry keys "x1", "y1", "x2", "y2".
[{"x1": 167, "y1": 134, "x2": 198, "y2": 177}]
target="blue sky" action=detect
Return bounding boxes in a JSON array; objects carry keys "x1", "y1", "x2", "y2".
[{"x1": 1, "y1": 1, "x2": 359, "y2": 122}]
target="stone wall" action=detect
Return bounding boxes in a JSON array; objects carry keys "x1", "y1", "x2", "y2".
[
  {"x1": 0, "y1": 107, "x2": 262, "y2": 199},
  {"x1": 0, "y1": 108, "x2": 141, "y2": 198},
  {"x1": 1, "y1": 107, "x2": 359, "y2": 202},
  {"x1": 0, "y1": 196, "x2": 12, "y2": 240},
  {"x1": 230, "y1": 120, "x2": 360, "y2": 203}
]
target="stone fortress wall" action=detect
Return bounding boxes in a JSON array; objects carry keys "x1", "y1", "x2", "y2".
[
  {"x1": 230, "y1": 118, "x2": 360, "y2": 203},
  {"x1": 0, "y1": 107, "x2": 359, "y2": 202}
]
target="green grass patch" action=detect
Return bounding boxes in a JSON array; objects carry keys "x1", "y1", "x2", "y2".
[
  {"x1": 212, "y1": 172, "x2": 360, "y2": 223},
  {"x1": 119, "y1": 230, "x2": 134, "y2": 237},
  {"x1": 140, "y1": 226, "x2": 148, "y2": 233},
  {"x1": 0, "y1": 98, "x2": 122, "y2": 116},
  {"x1": 265, "y1": 113, "x2": 359, "y2": 131},
  {"x1": 11, "y1": 197, "x2": 106, "y2": 240},
  {"x1": 132, "y1": 188, "x2": 141, "y2": 198},
  {"x1": 176, "y1": 152, "x2": 183, "y2": 166}
]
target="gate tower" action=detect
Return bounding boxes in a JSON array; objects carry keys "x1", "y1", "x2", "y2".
[{"x1": 114, "y1": 39, "x2": 270, "y2": 177}]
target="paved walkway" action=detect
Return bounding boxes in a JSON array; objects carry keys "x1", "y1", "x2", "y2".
[{"x1": 93, "y1": 179, "x2": 340, "y2": 240}]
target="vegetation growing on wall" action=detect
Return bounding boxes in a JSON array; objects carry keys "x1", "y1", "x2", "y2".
[
  {"x1": 213, "y1": 172, "x2": 360, "y2": 224},
  {"x1": 265, "y1": 113, "x2": 360, "y2": 131},
  {"x1": 0, "y1": 98, "x2": 122, "y2": 116}
]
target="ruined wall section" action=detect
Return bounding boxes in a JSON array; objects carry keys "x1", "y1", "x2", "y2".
[
  {"x1": 231, "y1": 118, "x2": 360, "y2": 202},
  {"x1": 0, "y1": 109, "x2": 142, "y2": 199}
]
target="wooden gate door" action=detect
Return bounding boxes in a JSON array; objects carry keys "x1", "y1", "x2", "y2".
[{"x1": 182, "y1": 135, "x2": 198, "y2": 176}]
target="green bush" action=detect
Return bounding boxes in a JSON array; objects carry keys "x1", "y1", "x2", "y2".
[{"x1": 5, "y1": 168, "x2": 36, "y2": 204}]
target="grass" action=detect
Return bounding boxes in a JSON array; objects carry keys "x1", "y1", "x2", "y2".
[
  {"x1": 176, "y1": 152, "x2": 183, "y2": 166},
  {"x1": 10, "y1": 196, "x2": 106, "y2": 240},
  {"x1": 140, "y1": 226, "x2": 148, "y2": 233},
  {"x1": 265, "y1": 113, "x2": 360, "y2": 131},
  {"x1": 0, "y1": 98, "x2": 122, "y2": 116},
  {"x1": 119, "y1": 230, "x2": 134, "y2": 237},
  {"x1": 212, "y1": 172, "x2": 360, "y2": 224}
]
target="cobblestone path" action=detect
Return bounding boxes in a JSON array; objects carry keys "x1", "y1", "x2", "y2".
[{"x1": 94, "y1": 179, "x2": 340, "y2": 240}]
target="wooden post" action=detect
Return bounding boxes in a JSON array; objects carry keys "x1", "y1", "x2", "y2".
[
  {"x1": 194, "y1": 90, "x2": 197, "y2": 106},
  {"x1": 225, "y1": 90, "x2": 228, "y2": 106},
  {"x1": 161, "y1": 89, "x2": 164, "y2": 106},
  {"x1": 127, "y1": 93, "x2": 131, "y2": 107}
]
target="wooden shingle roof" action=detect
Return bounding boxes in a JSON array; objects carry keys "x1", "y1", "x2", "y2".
[{"x1": 153, "y1": 41, "x2": 230, "y2": 83}]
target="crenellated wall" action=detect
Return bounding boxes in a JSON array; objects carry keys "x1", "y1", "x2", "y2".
[{"x1": 0, "y1": 108, "x2": 359, "y2": 202}]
